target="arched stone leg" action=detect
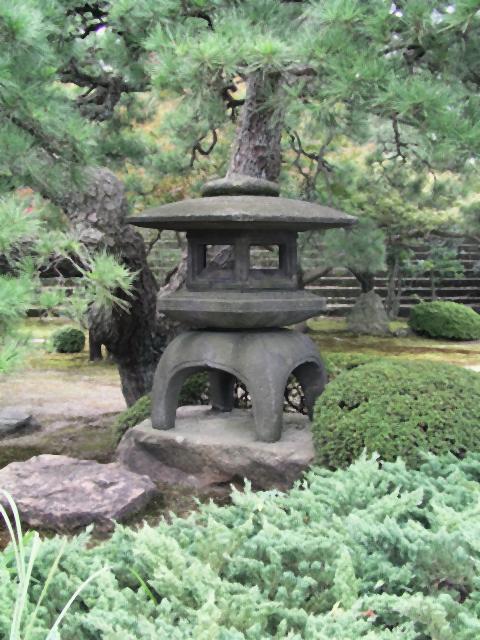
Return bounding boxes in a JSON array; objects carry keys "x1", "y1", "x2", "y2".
[
  {"x1": 293, "y1": 360, "x2": 327, "y2": 419},
  {"x1": 150, "y1": 329, "x2": 326, "y2": 440},
  {"x1": 151, "y1": 366, "x2": 198, "y2": 430},
  {"x1": 208, "y1": 370, "x2": 235, "y2": 412}
]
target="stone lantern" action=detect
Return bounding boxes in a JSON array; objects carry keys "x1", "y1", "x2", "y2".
[{"x1": 130, "y1": 176, "x2": 355, "y2": 443}]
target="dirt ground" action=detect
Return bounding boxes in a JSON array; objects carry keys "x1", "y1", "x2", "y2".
[{"x1": 0, "y1": 365, "x2": 125, "y2": 428}]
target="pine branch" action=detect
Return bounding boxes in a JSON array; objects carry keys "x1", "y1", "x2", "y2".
[
  {"x1": 190, "y1": 129, "x2": 218, "y2": 167},
  {"x1": 301, "y1": 266, "x2": 332, "y2": 286},
  {"x1": 287, "y1": 128, "x2": 334, "y2": 202},
  {"x1": 222, "y1": 84, "x2": 245, "y2": 121}
]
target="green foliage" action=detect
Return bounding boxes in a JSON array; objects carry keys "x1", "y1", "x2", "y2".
[
  {"x1": 313, "y1": 360, "x2": 480, "y2": 469},
  {"x1": 3, "y1": 454, "x2": 480, "y2": 637},
  {"x1": 302, "y1": 218, "x2": 387, "y2": 288},
  {"x1": 51, "y1": 327, "x2": 85, "y2": 354},
  {"x1": 179, "y1": 372, "x2": 209, "y2": 406},
  {"x1": 0, "y1": 489, "x2": 107, "y2": 640},
  {"x1": 0, "y1": 194, "x2": 137, "y2": 371},
  {"x1": 323, "y1": 352, "x2": 383, "y2": 380},
  {"x1": 409, "y1": 301, "x2": 480, "y2": 341},
  {"x1": 115, "y1": 394, "x2": 151, "y2": 435}
]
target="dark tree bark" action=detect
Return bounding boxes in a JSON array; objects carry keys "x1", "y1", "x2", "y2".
[
  {"x1": 227, "y1": 71, "x2": 284, "y2": 181},
  {"x1": 60, "y1": 168, "x2": 164, "y2": 405},
  {"x1": 385, "y1": 251, "x2": 402, "y2": 318},
  {"x1": 349, "y1": 270, "x2": 375, "y2": 293},
  {"x1": 88, "y1": 328, "x2": 103, "y2": 361}
]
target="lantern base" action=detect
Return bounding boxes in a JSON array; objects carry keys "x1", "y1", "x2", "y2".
[{"x1": 151, "y1": 329, "x2": 326, "y2": 443}]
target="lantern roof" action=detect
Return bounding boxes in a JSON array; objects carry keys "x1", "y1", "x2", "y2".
[{"x1": 128, "y1": 195, "x2": 356, "y2": 232}]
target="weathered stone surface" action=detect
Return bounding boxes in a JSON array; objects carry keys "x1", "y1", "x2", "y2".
[
  {"x1": 157, "y1": 290, "x2": 326, "y2": 329},
  {"x1": 151, "y1": 330, "x2": 326, "y2": 442},
  {"x1": 0, "y1": 454, "x2": 157, "y2": 530},
  {"x1": 0, "y1": 419, "x2": 123, "y2": 470},
  {"x1": 118, "y1": 405, "x2": 315, "y2": 490},
  {"x1": 129, "y1": 195, "x2": 357, "y2": 232},
  {"x1": 201, "y1": 173, "x2": 280, "y2": 197},
  {"x1": 347, "y1": 291, "x2": 390, "y2": 336},
  {"x1": 0, "y1": 408, "x2": 38, "y2": 438}
]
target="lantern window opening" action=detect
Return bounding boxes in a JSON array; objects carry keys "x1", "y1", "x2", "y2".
[
  {"x1": 249, "y1": 244, "x2": 281, "y2": 271},
  {"x1": 202, "y1": 244, "x2": 235, "y2": 273}
]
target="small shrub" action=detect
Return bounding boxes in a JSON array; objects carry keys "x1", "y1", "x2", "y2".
[
  {"x1": 115, "y1": 395, "x2": 151, "y2": 436},
  {"x1": 409, "y1": 300, "x2": 480, "y2": 340},
  {"x1": 313, "y1": 359, "x2": 480, "y2": 468},
  {"x1": 51, "y1": 326, "x2": 85, "y2": 353}
]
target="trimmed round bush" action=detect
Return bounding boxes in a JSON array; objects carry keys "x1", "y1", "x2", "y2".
[
  {"x1": 409, "y1": 300, "x2": 480, "y2": 340},
  {"x1": 323, "y1": 352, "x2": 383, "y2": 381},
  {"x1": 313, "y1": 359, "x2": 480, "y2": 469},
  {"x1": 51, "y1": 326, "x2": 85, "y2": 353}
]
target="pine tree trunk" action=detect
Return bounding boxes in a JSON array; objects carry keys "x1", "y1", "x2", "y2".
[
  {"x1": 61, "y1": 168, "x2": 164, "y2": 405},
  {"x1": 386, "y1": 252, "x2": 402, "y2": 318},
  {"x1": 228, "y1": 71, "x2": 284, "y2": 181},
  {"x1": 88, "y1": 329, "x2": 103, "y2": 361}
]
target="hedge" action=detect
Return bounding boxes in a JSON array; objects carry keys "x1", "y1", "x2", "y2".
[
  {"x1": 51, "y1": 326, "x2": 85, "y2": 353},
  {"x1": 409, "y1": 300, "x2": 480, "y2": 340},
  {"x1": 313, "y1": 359, "x2": 480, "y2": 468}
]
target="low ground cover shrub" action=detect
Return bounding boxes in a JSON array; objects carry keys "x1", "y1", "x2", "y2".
[
  {"x1": 51, "y1": 326, "x2": 85, "y2": 353},
  {"x1": 2, "y1": 453, "x2": 480, "y2": 638},
  {"x1": 313, "y1": 359, "x2": 480, "y2": 468},
  {"x1": 409, "y1": 300, "x2": 480, "y2": 340}
]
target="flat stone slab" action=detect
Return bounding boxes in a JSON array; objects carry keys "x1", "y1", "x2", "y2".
[
  {"x1": 0, "y1": 454, "x2": 157, "y2": 530},
  {"x1": 117, "y1": 406, "x2": 314, "y2": 490}
]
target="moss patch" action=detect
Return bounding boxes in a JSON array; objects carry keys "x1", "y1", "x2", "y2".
[
  {"x1": 309, "y1": 317, "x2": 480, "y2": 367},
  {"x1": 0, "y1": 419, "x2": 121, "y2": 470}
]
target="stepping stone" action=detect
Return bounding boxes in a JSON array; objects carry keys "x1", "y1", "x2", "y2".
[{"x1": 0, "y1": 454, "x2": 157, "y2": 530}]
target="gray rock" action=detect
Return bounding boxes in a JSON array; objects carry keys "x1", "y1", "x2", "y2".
[
  {"x1": 0, "y1": 408, "x2": 38, "y2": 438},
  {"x1": 0, "y1": 419, "x2": 123, "y2": 470},
  {"x1": 118, "y1": 405, "x2": 315, "y2": 491},
  {"x1": 0, "y1": 454, "x2": 157, "y2": 530},
  {"x1": 347, "y1": 291, "x2": 390, "y2": 336}
]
